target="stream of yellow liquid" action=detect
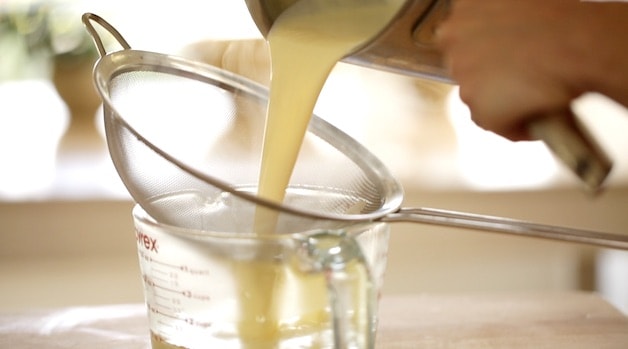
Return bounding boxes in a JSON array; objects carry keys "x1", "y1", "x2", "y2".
[
  {"x1": 258, "y1": 0, "x2": 403, "y2": 208},
  {"x1": 234, "y1": 0, "x2": 404, "y2": 347}
]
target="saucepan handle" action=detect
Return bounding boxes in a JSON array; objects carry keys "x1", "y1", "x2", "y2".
[
  {"x1": 382, "y1": 207, "x2": 628, "y2": 250},
  {"x1": 528, "y1": 109, "x2": 613, "y2": 194},
  {"x1": 82, "y1": 12, "x2": 131, "y2": 57}
]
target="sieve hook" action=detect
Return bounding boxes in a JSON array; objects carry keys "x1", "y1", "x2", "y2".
[{"x1": 82, "y1": 13, "x2": 131, "y2": 57}]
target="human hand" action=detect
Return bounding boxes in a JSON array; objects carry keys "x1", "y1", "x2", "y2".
[{"x1": 437, "y1": 0, "x2": 628, "y2": 141}]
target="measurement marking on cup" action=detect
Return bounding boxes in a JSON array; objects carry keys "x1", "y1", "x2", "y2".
[
  {"x1": 155, "y1": 296, "x2": 178, "y2": 312},
  {"x1": 179, "y1": 265, "x2": 211, "y2": 275},
  {"x1": 149, "y1": 304, "x2": 178, "y2": 320},
  {"x1": 143, "y1": 274, "x2": 212, "y2": 301},
  {"x1": 149, "y1": 304, "x2": 213, "y2": 329},
  {"x1": 139, "y1": 250, "x2": 211, "y2": 275},
  {"x1": 155, "y1": 294, "x2": 172, "y2": 305}
]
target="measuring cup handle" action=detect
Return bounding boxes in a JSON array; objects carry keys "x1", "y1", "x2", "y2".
[
  {"x1": 82, "y1": 13, "x2": 131, "y2": 57},
  {"x1": 299, "y1": 232, "x2": 376, "y2": 348}
]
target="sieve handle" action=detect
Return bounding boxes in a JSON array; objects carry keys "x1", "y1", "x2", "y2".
[
  {"x1": 382, "y1": 207, "x2": 628, "y2": 250},
  {"x1": 82, "y1": 13, "x2": 131, "y2": 57}
]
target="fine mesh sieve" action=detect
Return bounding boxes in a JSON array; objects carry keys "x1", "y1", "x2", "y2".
[{"x1": 83, "y1": 13, "x2": 628, "y2": 249}]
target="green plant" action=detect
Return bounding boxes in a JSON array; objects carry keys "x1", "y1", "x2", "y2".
[{"x1": 0, "y1": 1, "x2": 96, "y2": 80}]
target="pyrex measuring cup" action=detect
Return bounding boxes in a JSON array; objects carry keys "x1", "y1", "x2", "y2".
[{"x1": 133, "y1": 203, "x2": 389, "y2": 349}]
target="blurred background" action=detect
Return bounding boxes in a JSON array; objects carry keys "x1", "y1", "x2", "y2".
[{"x1": 1, "y1": 0, "x2": 627, "y2": 313}]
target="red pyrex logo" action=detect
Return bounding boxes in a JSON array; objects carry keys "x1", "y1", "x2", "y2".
[{"x1": 136, "y1": 229, "x2": 159, "y2": 253}]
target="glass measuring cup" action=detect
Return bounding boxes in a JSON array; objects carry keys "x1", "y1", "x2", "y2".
[{"x1": 133, "y1": 201, "x2": 389, "y2": 349}]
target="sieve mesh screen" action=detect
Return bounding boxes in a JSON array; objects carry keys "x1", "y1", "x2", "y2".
[{"x1": 96, "y1": 51, "x2": 401, "y2": 231}]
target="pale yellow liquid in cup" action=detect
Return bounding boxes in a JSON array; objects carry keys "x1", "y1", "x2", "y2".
[{"x1": 235, "y1": 0, "x2": 404, "y2": 347}]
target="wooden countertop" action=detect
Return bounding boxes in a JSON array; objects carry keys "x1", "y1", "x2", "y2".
[
  {"x1": 376, "y1": 293, "x2": 628, "y2": 348},
  {"x1": 1, "y1": 293, "x2": 627, "y2": 348}
]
